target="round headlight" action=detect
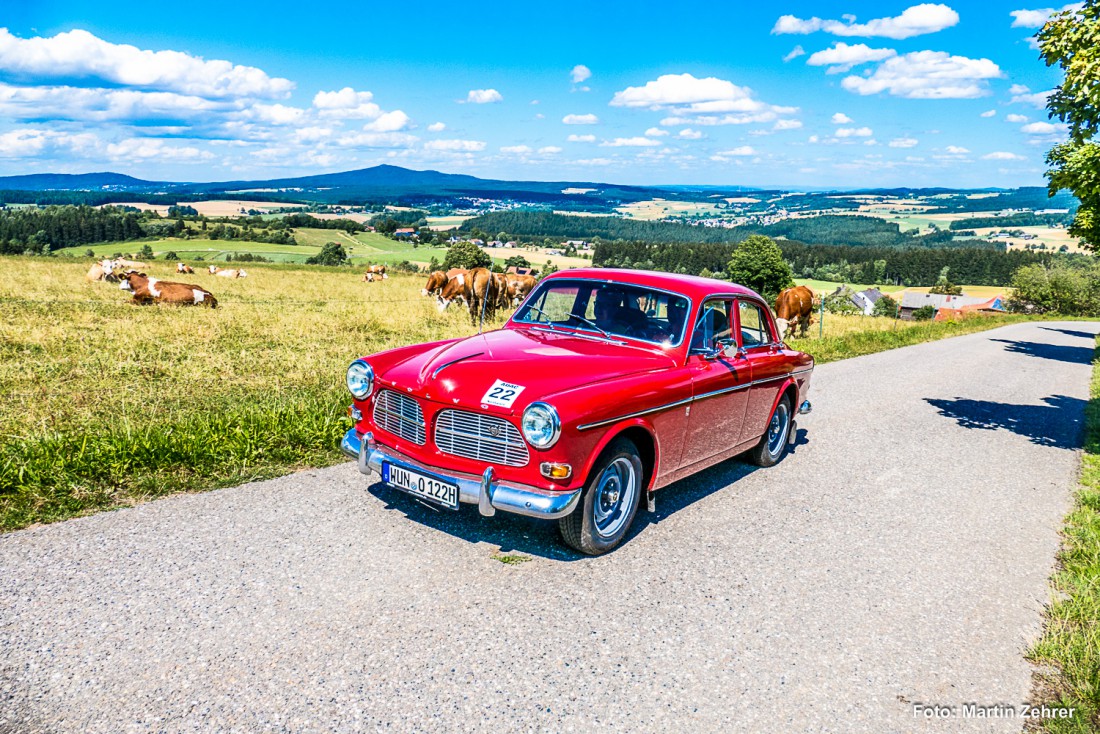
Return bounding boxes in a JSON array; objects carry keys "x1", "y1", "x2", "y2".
[
  {"x1": 346, "y1": 360, "x2": 374, "y2": 400},
  {"x1": 522, "y1": 402, "x2": 561, "y2": 449}
]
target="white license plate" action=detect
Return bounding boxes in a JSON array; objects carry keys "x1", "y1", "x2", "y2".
[{"x1": 382, "y1": 462, "x2": 459, "y2": 510}]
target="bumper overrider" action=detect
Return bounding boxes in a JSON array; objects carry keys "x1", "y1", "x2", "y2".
[{"x1": 341, "y1": 428, "x2": 582, "y2": 520}]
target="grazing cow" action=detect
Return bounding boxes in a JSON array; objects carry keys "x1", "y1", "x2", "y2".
[
  {"x1": 208, "y1": 265, "x2": 246, "y2": 278},
  {"x1": 362, "y1": 264, "x2": 388, "y2": 281},
  {"x1": 774, "y1": 285, "x2": 815, "y2": 339},
  {"x1": 422, "y1": 270, "x2": 447, "y2": 297},
  {"x1": 493, "y1": 272, "x2": 511, "y2": 311},
  {"x1": 176, "y1": 262, "x2": 194, "y2": 274},
  {"x1": 86, "y1": 259, "x2": 118, "y2": 283},
  {"x1": 119, "y1": 271, "x2": 217, "y2": 308},
  {"x1": 436, "y1": 270, "x2": 469, "y2": 311},
  {"x1": 465, "y1": 267, "x2": 498, "y2": 325},
  {"x1": 504, "y1": 274, "x2": 537, "y2": 306}
]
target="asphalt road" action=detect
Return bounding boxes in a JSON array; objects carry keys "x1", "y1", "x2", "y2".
[{"x1": 2, "y1": 320, "x2": 1097, "y2": 734}]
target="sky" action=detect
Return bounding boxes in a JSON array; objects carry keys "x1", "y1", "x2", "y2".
[{"x1": 0, "y1": 0, "x2": 1076, "y2": 189}]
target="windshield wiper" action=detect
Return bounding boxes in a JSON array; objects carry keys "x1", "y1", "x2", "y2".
[
  {"x1": 568, "y1": 313, "x2": 618, "y2": 342},
  {"x1": 524, "y1": 305, "x2": 559, "y2": 331}
]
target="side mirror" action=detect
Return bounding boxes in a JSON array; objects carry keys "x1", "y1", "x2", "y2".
[{"x1": 704, "y1": 337, "x2": 745, "y2": 361}]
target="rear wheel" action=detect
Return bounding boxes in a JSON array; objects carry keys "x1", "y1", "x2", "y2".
[
  {"x1": 749, "y1": 395, "x2": 792, "y2": 467},
  {"x1": 559, "y1": 437, "x2": 642, "y2": 555}
]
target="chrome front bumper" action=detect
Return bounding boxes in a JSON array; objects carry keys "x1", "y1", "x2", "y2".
[{"x1": 340, "y1": 428, "x2": 581, "y2": 520}]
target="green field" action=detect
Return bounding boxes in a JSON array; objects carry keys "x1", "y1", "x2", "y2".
[{"x1": 794, "y1": 278, "x2": 907, "y2": 295}]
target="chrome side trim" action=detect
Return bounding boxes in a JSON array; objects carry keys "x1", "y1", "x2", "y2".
[
  {"x1": 577, "y1": 368, "x2": 814, "y2": 431},
  {"x1": 431, "y1": 351, "x2": 484, "y2": 379}
]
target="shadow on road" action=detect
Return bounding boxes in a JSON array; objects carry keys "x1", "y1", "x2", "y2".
[
  {"x1": 925, "y1": 395, "x2": 1085, "y2": 450},
  {"x1": 364, "y1": 427, "x2": 809, "y2": 560},
  {"x1": 990, "y1": 338, "x2": 1095, "y2": 365},
  {"x1": 1040, "y1": 326, "x2": 1100, "y2": 341}
]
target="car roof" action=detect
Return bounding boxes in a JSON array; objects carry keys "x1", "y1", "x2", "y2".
[{"x1": 542, "y1": 268, "x2": 765, "y2": 303}]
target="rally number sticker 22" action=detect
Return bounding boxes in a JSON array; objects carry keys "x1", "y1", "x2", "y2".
[{"x1": 481, "y1": 379, "x2": 525, "y2": 408}]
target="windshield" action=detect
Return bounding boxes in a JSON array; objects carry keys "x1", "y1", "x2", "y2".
[{"x1": 513, "y1": 279, "x2": 691, "y2": 346}]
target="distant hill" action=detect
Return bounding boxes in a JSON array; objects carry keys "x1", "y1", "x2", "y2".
[{"x1": 0, "y1": 171, "x2": 163, "y2": 191}]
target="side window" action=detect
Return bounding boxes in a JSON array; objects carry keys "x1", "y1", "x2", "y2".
[
  {"x1": 738, "y1": 301, "x2": 774, "y2": 347},
  {"x1": 689, "y1": 299, "x2": 734, "y2": 352}
]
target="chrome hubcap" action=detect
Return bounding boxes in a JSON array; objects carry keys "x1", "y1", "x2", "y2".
[
  {"x1": 767, "y1": 403, "x2": 790, "y2": 457},
  {"x1": 593, "y1": 457, "x2": 637, "y2": 539}
]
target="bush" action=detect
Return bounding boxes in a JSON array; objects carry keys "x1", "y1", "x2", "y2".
[
  {"x1": 1008, "y1": 261, "x2": 1100, "y2": 316},
  {"x1": 912, "y1": 305, "x2": 936, "y2": 321},
  {"x1": 443, "y1": 241, "x2": 491, "y2": 270},
  {"x1": 872, "y1": 294, "x2": 899, "y2": 318},
  {"x1": 85, "y1": 249, "x2": 95, "y2": 258},
  {"x1": 305, "y1": 242, "x2": 348, "y2": 266},
  {"x1": 138, "y1": 244, "x2": 154, "y2": 259},
  {"x1": 504, "y1": 255, "x2": 530, "y2": 269},
  {"x1": 163, "y1": 251, "x2": 179, "y2": 260}
]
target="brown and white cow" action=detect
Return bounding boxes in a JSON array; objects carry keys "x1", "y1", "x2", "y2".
[
  {"x1": 504, "y1": 274, "x2": 537, "y2": 307},
  {"x1": 465, "y1": 267, "x2": 498, "y2": 325},
  {"x1": 86, "y1": 259, "x2": 119, "y2": 283},
  {"x1": 208, "y1": 265, "x2": 246, "y2": 278},
  {"x1": 774, "y1": 285, "x2": 815, "y2": 339},
  {"x1": 362, "y1": 264, "x2": 387, "y2": 281},
  {"x1": 493, "y1": 272, "x2": 511, "y2": 311},
  {"x1": 436, "y1": 270, "x2": 469, "y2": 311},
  {"x1": 119, "y1": 271, "x2": 218, "y2": 308},
  {"x1": 176, "y1": 262, "x2": 195, "y2": 274},
  {"x1": 113, "y1": 258, "x2": 147, "y2": 269},
  {"x1": 422, "y1": 270, "x2": 447, "y2": 297}
]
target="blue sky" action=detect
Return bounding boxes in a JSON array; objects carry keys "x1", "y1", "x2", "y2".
[{"x1": 0, "y1": 1, "x2": 1073, "y2": 188}]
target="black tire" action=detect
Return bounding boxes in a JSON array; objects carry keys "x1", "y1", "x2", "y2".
[
  {"x1": 558, "y1": 437, "x2": 643, "y2": 555},
  {"x1": 748, "y1": 394, "x2": 793, "y2": 467}
]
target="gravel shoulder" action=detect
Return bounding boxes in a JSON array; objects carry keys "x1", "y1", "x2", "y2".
[{"x1": 2, "y1": 320, "x2": 1097, "y2": 733}]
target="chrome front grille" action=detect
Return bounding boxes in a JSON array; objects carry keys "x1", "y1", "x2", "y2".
[
  {"x1": 434, "y1": 410, "x2": 530, "y2": 467},
  {"x1": 372, "y1": 390, "x2": 426, "y2": 445}
]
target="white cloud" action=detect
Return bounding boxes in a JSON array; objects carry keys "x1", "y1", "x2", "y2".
[
  {"x1": 1022, "y1": 121, "x2": 1063, "y2": 134},
  {"x1": 717, "y1": 146, "x2": 756, "y2": 156},
  {"x1": 807, "y1": 43, "x2": 897, "y2": 73},
  {"x1": 831, "y1": 112, "x2": 854, "y2": 124},
  {"x1": 1010, "y1": 4, "x2": 1082, "y2": 28},
  {"x1": 1009, "y1": 85, "x2": 1052, "y2": 107},
  {"x1": 246, "y1": 103, "x2": 306, "y2": 126},
  {"x1": 783, "y1": 45, "x2": 806, "y2": 62},
  {"x1": 293, "y1": 126, "x2": 332, "y2": 143},
  {"x1": 981, "y1": 109, "x2": 997, "y2": 117},
  {"x1": 570, "y1": 65, "x2": 592, "y2": 84},
  {"x1": 678, "y1": 128, "x2": 703, "y2": 139},
  {"x1": 0, "y1": 128, "x2": 99, "y2": 158},
  {"x1": 567, "y1": 134, "x2": 596, "y2": 142},
  {"x1": 574, "y1": 158, "x2": 613, "y2": 166},
  {"x1": 105, "y1": 137, "x2": 214, "y2": 161},
  {"x1": 945, "y1": 145, "x2": 970, "y2": 153},
  {"x1": 466, "y1": 88, "x2": 502, "y2": 104},
  {"x1": 836, "y1": 126, "x2": 874, "y2": 137},
  {"x1": 313, "y1": 88, "x2": 381, "y2": 119},
  {"x1": 645, "y1": 127, "x2": 669, "y2": 137},
  {"x1": 841, "y1": 51, "x2": 1002, "y2": 99},
  {"x1": 774, "y1": 119, "x2": 803, "y2": 130},
  {"x1": 427, "y1": 121, "x2": 446, "y2": 132},
  {"x1": 336, "y1": 132, "x2": 418, "y2": 149},
  {"x1": 772, "y1": 4, "x2": 960, "y2": 39},
  {"x1": 361, "y1": 110, "x2": 411, "y2": 132},
  {"x1": 612, "y1": 72, "x2": 792, "y2": 115},
  {"x1": 500, "y1": 145, "x2": 532, "y2": 154},
  {"x1": 982, "y1": 151, "x2": 1026, "y2": 160},
  {"x1": 888, "y1": 137, "x2": 919, "y2": 147},
  {"x1": 600, "y1": 136, "x2": 661, "y2": 147},
  {"x1": 563, "y1": 113, "x2": 599, "y2": 125},
  {"x1": 424, "y1": 138, "x2": 486, "y2": 151},
  {"x1": 1006, "y1": 113, "x2": 1030, "y2": 123},
  {"x1": 0, "y1": 28, "x2": 293, "y2": 99},
  {"x1": 539, "y1": 146, "x2": 562, "y2": 154}
]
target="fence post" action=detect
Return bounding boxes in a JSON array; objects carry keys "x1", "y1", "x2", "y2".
[
  {"x1": 478, "y1": 276, "x2": 489, "y2": 334},
  {"x1": 819, "y1": 297, "x2": 824, "y2": 339}
]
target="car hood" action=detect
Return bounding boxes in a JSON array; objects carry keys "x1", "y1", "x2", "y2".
[{"x1": 377, "y1": 326, "x2": 677, "y2": 415}]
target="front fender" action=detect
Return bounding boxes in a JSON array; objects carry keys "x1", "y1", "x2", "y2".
[{"x1": 575, "y1": 418, "x2": 661, "y2": 492}]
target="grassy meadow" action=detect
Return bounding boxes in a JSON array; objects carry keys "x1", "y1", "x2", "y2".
[{"x1": 0, "y1": 255, "x2": 1059, "y2": 531}]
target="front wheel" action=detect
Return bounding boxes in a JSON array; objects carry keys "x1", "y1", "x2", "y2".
[
  {"x1": 748, "y1": 395, "x2": 792, "y2": 467},
  {"x1": 558, "y1": 437, "x2": 643, "y2": 555}
]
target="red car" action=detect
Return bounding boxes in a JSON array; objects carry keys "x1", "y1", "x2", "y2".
[{"x1": 341, "y1": 268, "x2": 813, "y2": 554}]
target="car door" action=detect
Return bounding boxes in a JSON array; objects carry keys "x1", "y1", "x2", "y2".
[
  {"x1": 737, "y1": 299, "x2": 789, "y2": 444},
  {"x1": 679, "y1": 298, "x2": 752, "y2": 469}
]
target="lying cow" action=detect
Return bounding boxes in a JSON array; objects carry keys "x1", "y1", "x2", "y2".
[
  {"x1": 362, "y1": 264, "x2": 388, "y2": 281},
  {"x1": 119, "y1": 271, "x2": 218, "y2": 308},
  {"x1": 774, "y1": 285, "x2": 815, "y2": 339},
  {"x1": 208, "y1": 265, "x2": 246, "y2": 278},
  {"x1": 113, "y1": 258, "x2": 147, "y2": 269},
  {"x1": 177, "y1": 262, "x2": 194, "y2": 274},
  {"x1": 86, "y1": 259, "x2": 119, "y2": 283}
]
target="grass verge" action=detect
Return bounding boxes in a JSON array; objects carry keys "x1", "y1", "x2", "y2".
[{"x1": 1027, "y1": 335, "x2": 1100, "y2": 733}]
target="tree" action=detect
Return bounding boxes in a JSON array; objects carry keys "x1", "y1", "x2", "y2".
[
  {"x1": 163, "y1": 250, "x2": 179, "y2": 260},
  {"x1": 1037, "y1": 3, "x2": 1100, "y2": 252},
  {"x1": 1008, "y1": 261, "x2": 1100, "y2": 315},
  {"x1": 726, "y1": 234, "x2": 794, "y2": 299},
  {"x1": 504, "y1": 254, "x2": 530, "y2": 269},
  {"x1": 306, "y1": 242, "x2": 348, "y2": 266},
  {"x1": 138, "y1": 243, "x2": 154, "y2": 259},
  {"x1": 912, "y1": 305, "x2": 936, "y2": 321},
  {"x1": 443, "y1": 241, "x2": 491, "y2": 270},
  {"x1": 872, "y1": 294, "x2": 899, "y2": 317}
]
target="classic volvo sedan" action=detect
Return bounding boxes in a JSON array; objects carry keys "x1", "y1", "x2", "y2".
[{"x1": 341, "y1": 268, "x2": 813, "y2": 554}]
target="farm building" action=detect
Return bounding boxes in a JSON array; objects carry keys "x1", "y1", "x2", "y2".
[
  {"x1": 850, "y1": 288, "x2": 887, "y2": 315},
  {"x1": 393, "y1": 228, "x2": 417, "y2": 239},
  {"x1": 506, "y1": 266, "x2": 534, "y2": 276},
  {"x1": 898, "y1": 292, "x2": 1006, "y2": 320}
]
